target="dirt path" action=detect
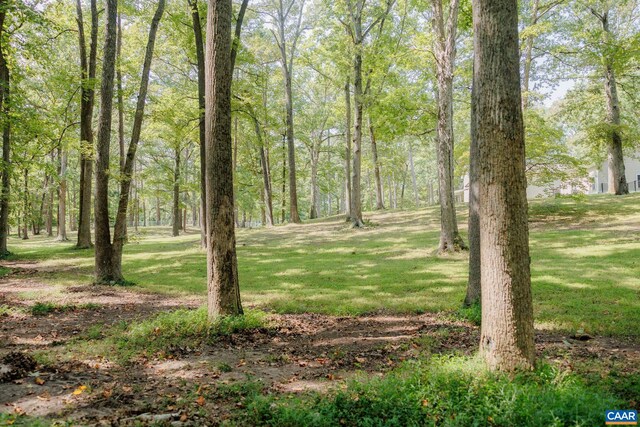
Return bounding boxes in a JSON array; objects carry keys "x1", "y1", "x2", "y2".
[{"x1": 0, "y1": 261, "x2": 638, "y2": 425}]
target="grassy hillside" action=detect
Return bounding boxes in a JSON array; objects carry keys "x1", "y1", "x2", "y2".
[{"x1": 9, "y1": 193, "x2": 640, "y2": 336}]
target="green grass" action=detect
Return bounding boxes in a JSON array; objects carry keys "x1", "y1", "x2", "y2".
[
  {"x1": 76, "y1": 306, "x2": 270, "y2": 362},
  {"x1": 235, "y1": 355, "x2": 621, "y2": 427},
  {"x1": 7, "y1": 193, "x2": 640, "y2": 336},
  {"x1": 30, "y1": 301, "x2": 100, "y2": 316}
]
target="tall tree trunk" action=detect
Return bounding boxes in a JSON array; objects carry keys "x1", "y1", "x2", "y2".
[
  {"x1": 521, "y1": 0, "x2": 538, "y2": 109},
  {"x1": 465, "y1": 79, "x2": 480, "y2": 306},
  {"x1": 156, "y1": 196, "x2": 161, "y2": 225},
  {"x1": 76, "y1": 0, "x2": 97, "y2": 249},
  {"x1": 188, "y1": 0, "x2": 208, "y2": 247},
  {"x1": 595, "y1": 11, "x2": 628, "y2": 195},
  {"x1": 344, "y1": 80, "x2": 352, "y2": 218},
  {"x1": 432, "y1": 0, "x2": 465, "y2": 253},
  {"x1": 56, "y1": 148, "x2": 68, "y2": 241},
  {"x1": 110, "y1": 0, "x2": 166, "y2": 280},
  {"x1": 473, "y1": 0, "x2": 535, "y2": 371},
  {"x1": 205, "y1": 0, "x2": 243, "y2": 318},
  {"x1": 94, "y1": 0, "x2": 118, "y2": 284},
  {"x1": 22, "y1": 169, "x2": 28, "y2": 240},
  {"x1": 350, "y1": 44, "x2": 365, "y2": 227},
  {"x1": 173, "y1": 147, "x2": 181, "y2": 236},
  {"x1": 0, "y1": 0, "x2": 9, "y2": 256},
  {"x1": 368, "y1": 118, "x2": 384, "y2": 210},
  {"x1": 117, "y1": 12, "x2": 128, "y2": 241},
  {"x1": 280, "y1": 135, "x2": 286, "y2": 223}
]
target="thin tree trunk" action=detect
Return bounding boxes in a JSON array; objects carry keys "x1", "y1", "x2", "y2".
[
  {"x1": 473, "y1": 0, "x2": 535, "y2": 371},
  {"x1": 22, "y1": 169, "x2": 28, "y2": 240},
  {"x1": 76, "y1": 0, "x2": 97, "y2": 249},
  {"x1": 205, "y1": 0, "x2": 243, "y2": 318},
  {"x1": 173, "y1": 147, "x2": 181, "y2": 236},
  {"x1": 369, "y1": 118, "x2": 384, "y2": 210},
  {"x1": 252, "y1": 115, "x2": 274, "y2": 226},
  {"x1": 281, "y1": 135, "x2": 286, "y2": 223},
  {"x1": 94, "y1": 0, "x2": 118, "y2": 283},
  {"x1": 309, "y1": 146, "x2": 319, "y2": 219},
  {"x1": 56, "y1": 148, "x2": 68, "y2": 241}
]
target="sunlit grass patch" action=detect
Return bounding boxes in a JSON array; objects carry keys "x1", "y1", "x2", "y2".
[{"x1": 240, "y1": 355, "x2": 621, "y2": 427}]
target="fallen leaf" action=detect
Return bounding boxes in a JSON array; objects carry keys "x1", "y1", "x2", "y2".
[
  {"x1": 34, "y1": 377, "x2": 45, "y2": 385},
  {"x1": 196, "y1": 396, "x2": 205, "y2": 406},
  {"x1": 102, "y1": 389, "x2": 112, "y2": 399},
  {"x1": 180, "y1": 413, "x2": 188, "y2": 422},
  {"x1": 72, "y1": 385, "x2": 87, "y2": 395},
  {"x1": 122, "y1": 386, "x2": 132, "y2": 393},
  {"x1": 355, "y1": 357, "x2": 366, "y2": 364}
]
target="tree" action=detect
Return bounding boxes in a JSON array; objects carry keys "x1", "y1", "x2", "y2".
[
  {"x1": 0, "y1": 0, "x2": 10, "y2": 257},
  {"x1": 344, "y1": 0, "x2": 395, "y2": 227},
  {"x1": 75, "y1": 0, "x2": 97, "y2": 249},
  {"x1": 590, "y1": 6, "x2": 627, "y2": 195},
  {"x1": 473, "y1": 0, "x2": 535, "y2": 371},
  {"x1": 465, "y1": 79, "x2": 480, "y2": 306},
  {"x1": 432, "y1": 0, "x2": 465, "y2": 253},
  {"x1": 266, "y1": 0, "x2": 305, "y2": 223},
  {"x1": 205, "y1": 0, "x2": 243, "y2": 318},
  {"x1": 95, "y1": 0, "x2": 166, "y2": 284},
  {"x1": 94, "y1": 0, "x2": 118, "y2": 283}
]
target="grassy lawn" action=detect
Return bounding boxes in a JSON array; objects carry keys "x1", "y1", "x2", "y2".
[{"x1": 8, "y1": 193, "x2": 640, "y2": 337}]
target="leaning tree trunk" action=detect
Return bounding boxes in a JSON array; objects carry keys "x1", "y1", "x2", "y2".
[
  {"x1": 0, "y1": 0, "x2": 9, "y2": 256},
  {"x1": 188, "y1": 0, "x2": 208, "y2": 248},
  {"x1": 432, "y1": 0, "x2": 464, "y2": 253},
  {"x1": 251, "y1": 115, "x2": 274, "y2": 226},
  {"x1": 76, "y1": 0, "x2": 97, "y2": 249},
  {"x1": 368, "y1": 118, "x2": 385, "y2": 210},
  {"x1": 94, "y1": 0, "x2": 118, "y2": 284},
  {"x1": 473, "y1": 0, "x2": 535, "y2": 371},
  {"x1": 205, "y1": 0, "x2": 243, "y2": 319},
  {"x1": 111, "y1": 0, "x2": 165, "y2": 280},
  {"x1": 56, "y1": 148, "x2": 68, "y2": 241}
]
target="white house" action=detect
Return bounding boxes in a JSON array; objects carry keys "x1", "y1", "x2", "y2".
[
  {"x1": 460, "y1": 149, "x2": 640, "y2": 202},
  {"x1": 589, "y1": 152, "x2": 640, "y2": 194}
]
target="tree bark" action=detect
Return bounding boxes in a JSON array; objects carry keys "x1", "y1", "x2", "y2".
[
  {"x1": 116, "y1": 12, "x2": 128, "y2": 241},
  {"x1": 473, "y1": 0, "x2": 535, "y2": 371},
  {"x1": 94, "y1": 0, "x2": 118, "y2": 283},
  {"x1": 408, "y1": 142, "x2": 418, "y2": 206},
  {"x1": 76, "y1": 0, "x2": 97, "y2": 249},
  {"x1": 432, "y1": 0, "x2": 465, "y2": 253},
  {"x1": 0, "y1": 0, "x2": 9, "y2": 256},
  {"x1": 368, "y1": 118, "x2": 384, "y2": 210},
  {"x1": 350, "y1": 44, "x2": 364, "y2": 227},
  {"x1": 344, "y1": 79, "x2": 352, "y2": 218},
  {"x1": 205, "y1": 0, "x2": 243, "y2": 319},
  {"x1": 56, "y1": 148, "x2": 68, "y2": 241},
  {"x1": 172, "y1": 147, "x2": 181, "y2": 236}
]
